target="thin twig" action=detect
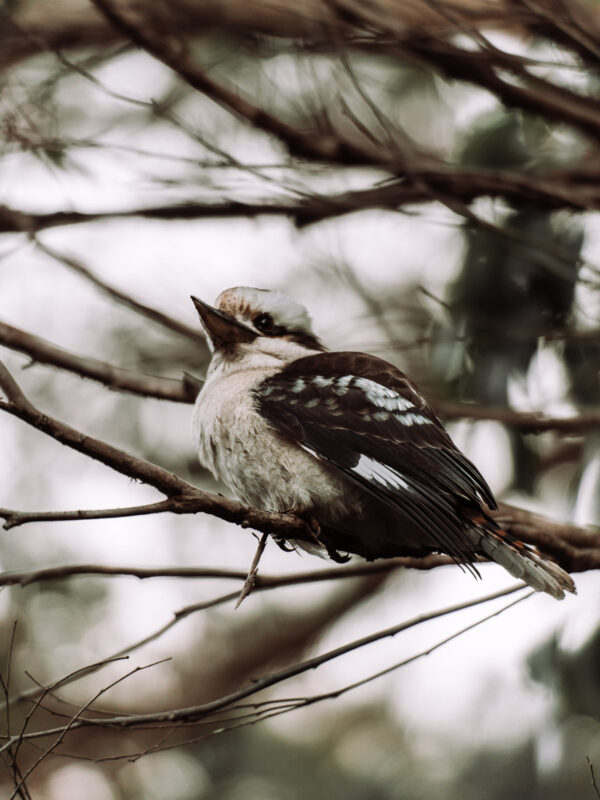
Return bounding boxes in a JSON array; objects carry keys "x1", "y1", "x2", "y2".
[
  {"x1": 33, "y1": 238, "x2": 207, "y2": 346},
  {"x1": 588, "y1": 756, "x2": 600, "y2": 800},
  {"x1": 9, "y1": 659, "x2": 170, "y2": 798},
  {"x1": 89, "y1": 0, "x2": 386, "y2": 168},
  {"x1": 0, "y1": 584, "x2": 527, "y2": 748},
  {"x1": 0, "y1": 557, "x2": 448, "y2": 588},
  {"x1": 235, "y1": 533, "x2": 268, "y2": 609}
]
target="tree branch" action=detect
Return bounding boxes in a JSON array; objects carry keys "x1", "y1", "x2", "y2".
[
  {"x1": 0, "y1": 359, "x2": 598, "y2": 573},
  {"x1": 4, "y1": 155, "x2": 600, "y2": 239},
  {"x1": 0, "y1": 556, "x2": 451, "y2": 588},
  {"x1": 0, "y1": 201, "x2": 307, "y2": 233},
  {"x1": 332, "y1": 0, "x2": 600, "y2": 142},
  {"x1": 438, "y1": 402, "x2": 600, "y2": 433},
  {"x1": 0, "y1": 583, "x2": 527, "y2": 749},
  {"x1": 0, "y1": 500, "x2": 176, "y2": 531},
  {"x1": 34, "y1": 239, "x2": 207, "y2": 347},
  {"x1": 88, "y1": 0, "x2": 388, "y2": 168},
  {"x1": 0, "y1": 319, "x2": 197, "y2": 403},
  {"x1": 0, "y1": 358, "x2": 315, "y2": 543}
]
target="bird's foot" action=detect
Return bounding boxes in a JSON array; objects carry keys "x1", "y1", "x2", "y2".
[{"x1": 305, "y1": 515, "x2": 351, "y2": 563}]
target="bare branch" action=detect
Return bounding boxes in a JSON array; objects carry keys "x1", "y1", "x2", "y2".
[
  {"x1": 0, "y1": 557, "x2": 450, "y2": 589},
  {"x1": 0, "y1": 357, "x2": 316, "y2": 543},
  {"x1": 331, "y1": 0, "x2": 600, "y2": 141},
  {"x1": 9, "y1": 658, "x2": 169, "y2": 797},
  {"x1": 4, "y1": 155, "x2": 600, "y2": 237},
  {"x1": 5, "y1": 569, "x2": 392, "y2": 711},
  {"x1": 0, "y1": 201, "x2": 307, "y2": 233},
  {"x1": 0, "y1": 362, "x2": 34, "y2": 412},
  {"x1": 4, "y1": 0, "x2": 600, "y2": 72},
  {"x1": 0, "y1": 500, "x2": 177, "y2": 531},
  {"x1": 0, "y1": 584, "x2": 528, "y2": 749},
  {"x1": 0, "y1": 319, "x2": 196, "y2": 403},
  {"x1": 219, "y1": 590, "x2": 534, "y2": 730},
  {"x1": 89, "y1": 0, "x2": 388, "y2": 168},
  {"x1": 53, "y1": 589, "x2": 534, "y2": 757},
  {"x1": 437, "y1": 401, "x2": 600, "y2": 433},
  {"x1": 34, "y1": 238, "x2": 207, "y2": 347},
  {"x1": 3, "y1": 318, "x2": 600, "y2": 434}
]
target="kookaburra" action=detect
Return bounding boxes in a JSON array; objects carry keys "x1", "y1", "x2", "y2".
[{"x1": 192, "y1": 286, "x2": 575, "y2": 599}]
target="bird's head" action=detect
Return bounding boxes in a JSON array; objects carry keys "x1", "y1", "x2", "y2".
[{"x1": 192, "y1": 287, "x2": 325, "y2": 370}]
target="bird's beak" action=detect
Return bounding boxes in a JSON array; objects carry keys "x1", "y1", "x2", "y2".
[{"x1": 191, "y1": 296, "x2": 256, "y2": 347}]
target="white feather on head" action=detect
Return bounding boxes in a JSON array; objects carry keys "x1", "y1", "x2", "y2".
[{"x1": 215, "y1": 286, "x2": 314, "y2": 334}]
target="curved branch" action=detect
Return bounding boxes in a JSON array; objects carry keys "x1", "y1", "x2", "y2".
[
  {"x1": 0, "y1": 583, "x2": 527, "y2": 749},
  {"x1": 89, "y1": 0, "x2": 385, "y2": 168},
  {"x1": 34, "y1": 239, "x2": 207, "y2": 347},
  {"x1": 0, "y1": 320, "x2": 196, "y2": 403},
  {"x1": 0, "y1": 556, "x2": 451, "y2": 588}
]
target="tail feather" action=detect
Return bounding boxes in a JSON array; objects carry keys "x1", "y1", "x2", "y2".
[{"x1": 470, "y1": 516, "x2": 576, "y2": 600}]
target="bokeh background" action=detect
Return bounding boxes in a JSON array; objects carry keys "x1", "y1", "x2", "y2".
[{"x1": 1, "y1": 1, "x2": 600, "y2": 798}]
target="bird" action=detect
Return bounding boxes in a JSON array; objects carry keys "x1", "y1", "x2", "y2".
[{"x1": 191, "y1": 286, "x2": 576, "y2": 599}]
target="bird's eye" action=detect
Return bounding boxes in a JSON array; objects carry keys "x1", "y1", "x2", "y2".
[{"x1": 254, "y1": 313, "x2": 275, "y2": 333}]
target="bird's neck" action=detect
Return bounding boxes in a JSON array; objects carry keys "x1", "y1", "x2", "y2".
[{"x1": 207, "y1": 338, "x2": 321, "y2": 380}]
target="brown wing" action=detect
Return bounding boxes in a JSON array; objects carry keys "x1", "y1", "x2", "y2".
[{"x1": 254, "y1": 351, "x2": 496, "y2": 562}]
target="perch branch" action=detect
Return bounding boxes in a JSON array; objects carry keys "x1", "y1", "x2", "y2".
[{"x1": 0, "y1": 359, "x2": 598, "y2": 573}]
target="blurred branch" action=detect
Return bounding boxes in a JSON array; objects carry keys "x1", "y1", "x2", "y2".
[
  {"x1": 4, "y1": 156, "x2": 600, "y2": 236},
  {"x1": 333, "y1": 0, "x2": 600, "y2": 141},
  {"x1": 89, "y1": 0, "x2": 390, "y2": 168},
  {"x1": 33, "y1": 239, "x2": 207, "y2": 347},
  {"x1": 0, "y1": 584, "x2": 527, "y2": 749},
  {"x1": 6, "y1": 567, "x2": 394, "y2": 710},
  {"x1": 588, "y1": 756, "x2": 600, "y2": 800},
  {"x1": 6, "y1": 159, "x2": 600, "y2": 224},
  {"x1": 9, "y1": 657, "x2": 169, "y2": 797},
  {"x1": 0, "y1": 202, "x2": 312, "y2": 232},
  {"x1": 203, "y1": 590, "x2": 532, "y2": 737},
  {"x1": 437, "y1": 401, "x2": 600, "y2": 433},
  {"x1": 3, "y1": 0, "x2": 600, "y2": 71},
  {"x1": 0, "y1": 556, "x2": 450, "y2": 588},
  {"x1": 515, "y1": 0, "x2": 600, "y2": 65},
  {"x1": 495, "y1": 502, "x2": 600, "y2": 572},
  {"x1": 403, "y1": 36, "x2": 600, "y2": 141},
  {"x1": 37, "y1": 590, "x2": 533, "y2": 760},
  {"x1": 0, "y1": 319, "x2": 197, "y2": 403}
]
